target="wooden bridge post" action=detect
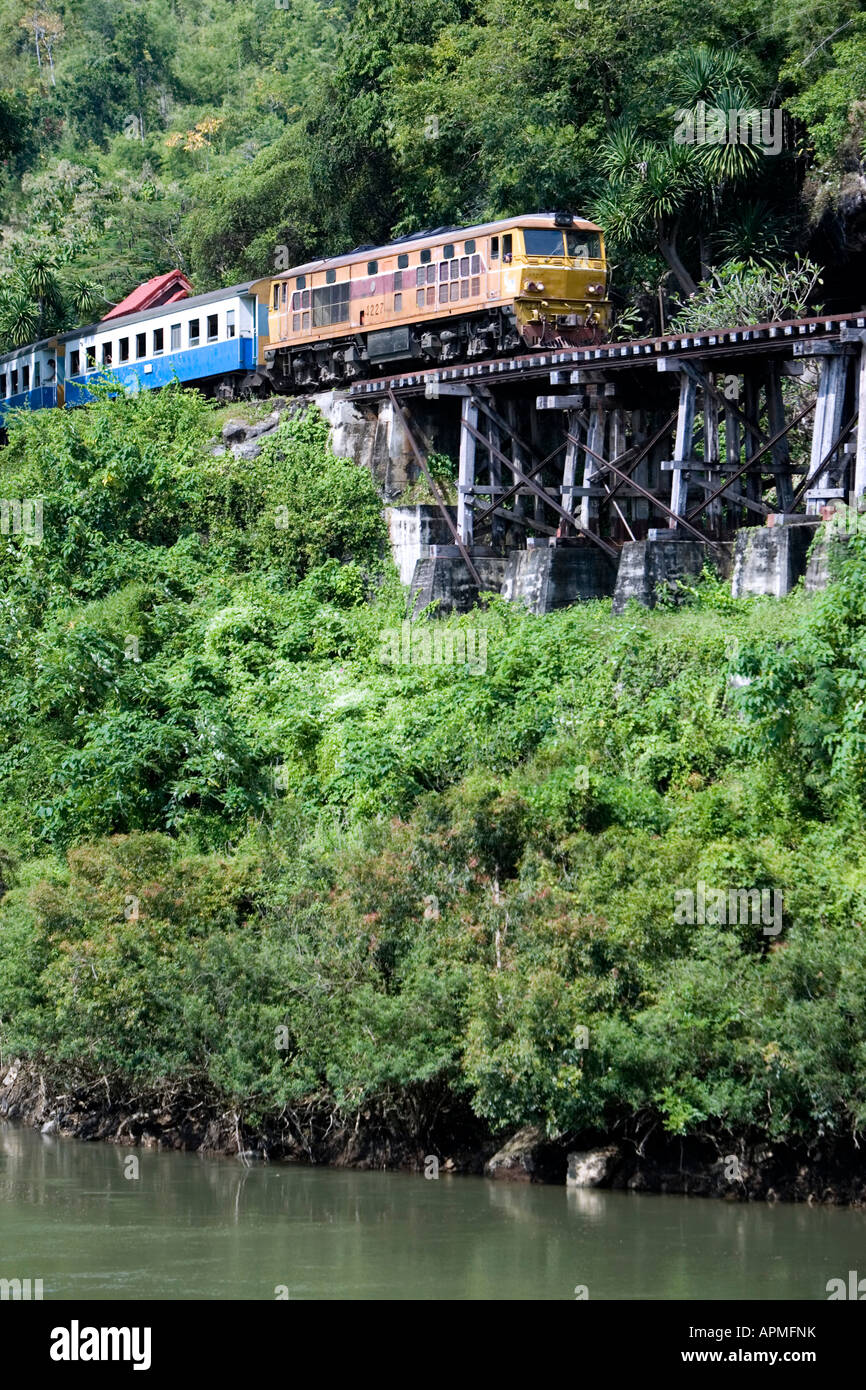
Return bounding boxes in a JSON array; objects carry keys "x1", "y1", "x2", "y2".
[
  {"x1": 669, "y1": 371, "x2": 698, "y2": 520},
  {"x1": 561, "y1": 412, "x2": 582, "y2": 532},
  {"x1": 723, "y1": 395, "x2": 744, "y2": 527},
  {"x1": 804, "y1": 348, "x2": 849, "y2": 514},
  {"x1": 457, "y1": 394, "x2": 478, "y2": 545},
  {"x1": 579, "y1": 399, "x2": 605, "y2": 529},
  {"x1": 765, "y1": 360, "x2": 795, "y2": 512},
  {"x1": 851, "y1": 335, "x2": 866, "y2": 500},
  {"x1": 703, "y1": 382, "x2": 722, "y2": 535}
]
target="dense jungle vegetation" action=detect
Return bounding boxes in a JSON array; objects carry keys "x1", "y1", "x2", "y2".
[
  {"x1": 0, "y1": 0, "x2": 865, "y2": 345},
  {"x1": 2, "y1": 391, "x2": 866, "y2": 1153}
]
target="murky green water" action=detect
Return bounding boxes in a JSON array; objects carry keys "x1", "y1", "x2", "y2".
[{"x1": 1, "y1": 1123, "x2": 864, "y2": 1299}]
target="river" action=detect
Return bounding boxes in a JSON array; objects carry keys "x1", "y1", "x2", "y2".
[{"x1": 1, "y1": 1123, "x2": 862, "y2": 1300}]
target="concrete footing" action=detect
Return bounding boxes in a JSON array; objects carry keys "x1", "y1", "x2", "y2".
[
  {"x1": 501, "y1": 542, "x2": 617, "y2": 613},
  {"x1": 387, "y1": 505, "x2": 457, "y2": 586},
  {"x1": 804, "y1": 534, "x2": 849, "y2": 592},
  {"x1": 731, "y1": 524, "x2": 815, "y2": 598},
  {"x1": 408, "y1": 547, "x2": 507, "y2": 617},
  {"x1": 612, "y1": 539, "x2": 730, "y2": 615}
]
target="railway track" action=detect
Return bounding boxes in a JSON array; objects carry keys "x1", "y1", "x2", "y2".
[{"x1": 347, "y1": 310, "x2": 866, "y2": 400}]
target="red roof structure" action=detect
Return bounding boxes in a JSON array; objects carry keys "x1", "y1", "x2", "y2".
[{"x1": 102, "y1": 270, "x2": 193, "y2": 321}]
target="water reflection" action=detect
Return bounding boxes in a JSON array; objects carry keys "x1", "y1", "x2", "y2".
[{"x1": 0, "y1": 1122, "x2": 863, "y2": 1300}]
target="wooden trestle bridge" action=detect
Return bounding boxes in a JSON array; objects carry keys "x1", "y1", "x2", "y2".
[{"x1": 348, "y1": 311, "x2": 866, "y2": 602}]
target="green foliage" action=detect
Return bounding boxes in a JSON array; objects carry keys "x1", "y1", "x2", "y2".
[{"x1": 669, "y1": 256, "x2": 823, "y2": 331}]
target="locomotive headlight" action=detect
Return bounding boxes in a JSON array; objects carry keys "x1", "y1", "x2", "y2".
[
  {"x1": 525, "y1": 280, "x2": 545, "y2": 292},
  {"x1": 586, "y1": 283, "x2": 604, "y2": 295}
]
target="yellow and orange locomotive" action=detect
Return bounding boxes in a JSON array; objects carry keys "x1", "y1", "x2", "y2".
[{"x1": 264, "y1": 211, "x2": 610, "y2": 389}]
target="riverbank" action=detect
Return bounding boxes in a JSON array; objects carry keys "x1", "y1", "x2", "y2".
[{"x1": 4, "y1": 1060, "x2": 865, "y2": 1206}]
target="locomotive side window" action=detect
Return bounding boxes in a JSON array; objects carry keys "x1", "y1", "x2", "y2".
[
  {"x1": 188, "y1": 320, "x2": 199, "y2": 346},
  {"x1": 398, "y1": 253, "x2": 409, "y2": 269}
]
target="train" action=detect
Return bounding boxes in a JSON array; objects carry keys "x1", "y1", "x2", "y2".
[{"x1": 0, "y1": 212, "x2": 609, "y2": 430}]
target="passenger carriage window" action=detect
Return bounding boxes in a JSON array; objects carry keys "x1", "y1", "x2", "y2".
[
  {"x1": 119, "y1": 338, "x2": 130, "y2": 362},
  {"x1": 471, "y1": 277, "x2": 480, "y2": 296},
  {"x1": 416, "y1": 267, "x2": 425, "y2": 287},
  {"x1": 136, "y1": 333, "x2": 146, "y2": 359},
  {"x1": 460, "y1": 281, "x2": 469, "y2": 299},
  {"x1": 153, "y1": 328, "x2": 164, "y2": 355},
  {"x1": 301, "y1": 290, "x2": 310, "y2": 309},
  {"x1": 188, "y1": 320, "x2": 199, "y2": 346},
  {"x1": 394, "y1": 271, "x2": 402, "y2": 291},
  {"x1": 420, "y1": 248, "x2": 431, "y2": 264},
  {"x1": 398, "y1": 253, "x2": 409, "y2": 269},
  {"x1": 491, "y1": 236, "x2": 499, "y2": 259},
  {"x1": 226, "y1": 311, "x2": 235, "y2": 339},
  {"x1": 102, "y1": 343, "x2": 112, "y2": 365},
  {"x1": 464, "y1": 239, "x2": 476, "y2": 254},
  {"x1": 427, "y1": 264, "x2": 435, "y2": 285},
  {"x1": 426, "y1": 286, "x2": 435, "y2": 306},
  {"x1": 416, "y1": 289, "x2": 426, "y2": 309},
  {"x1": 439, "y1": 262, "x2": 448, "y2": 282},
  {"x1": 394, "y1": 293, "x2": 402, "y2": 311},
  {"x1": 86, "y1": 346, "x2": 96, "y2": 370},
  {"x1": 70, "y1": 350, "x2": 80, "y2": 374},
  {"x1": 450, "y1": 261, "x2": 459, "y2": 280},
  {"x1": 292, "y1": 314, "x2": 300, "y2": 332},
  {"x1": 443, "y1": 244, "x2": 455, "y2": 259},
  {"x1": 281, "y1": 284, "x2": 287, "y2": 305},
  {"x1": 10, "y1": 369, "x2": 17, "y2": 392},
  {"x1": 450, "y1": 283, "x2": 460, "y2": 302},
  {"x1": 207, "y1": 314, "x2": 218, "y2": 341},
  {"x1": 34, "y1": 362, "x2": 41, "y2": 387},
  {"x1": 471, "y1": 254, "x2": 481, "y2": 275},
  {"x1": 367, "y1": 261, "x2": 378, "y2": 275},
  {"x1": 22, "y1": 365, "x2": 30, "y2": 391},
  {"x1": 326, "y1": 268, "x2": 336, "y2": 284},
  {"x1": 273, "y1": 285, "x2": 279, "y2": 310},
  {"x1": 296, "y1": 275, "x2": 306, "y2": 289},
  {"x1": 302, "y1": 311, "x2": 310, "y2": 331},
  {"x1": 460, "y1": 257, "x2": 469, "y2": 276},
  {"x1": 439, "y1": 284, "x2": 448, "y2": 303},
  {"x1": 170, "y1": 324, "x2": 181, "y2": 351},
  {"x1": 0, "y1": 374, "x2": 5, "y2": 397},
  {"x1": 292, "y1": 292, "x2": 301, "y2": 310}
]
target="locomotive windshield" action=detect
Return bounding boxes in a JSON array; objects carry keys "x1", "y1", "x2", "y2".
[
  {"x1": 523, "y1": 228, "x2": 565, "y2": 256},
  {"x1": 566, "y1": 230, "x2": 602, "y2": 259}
]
